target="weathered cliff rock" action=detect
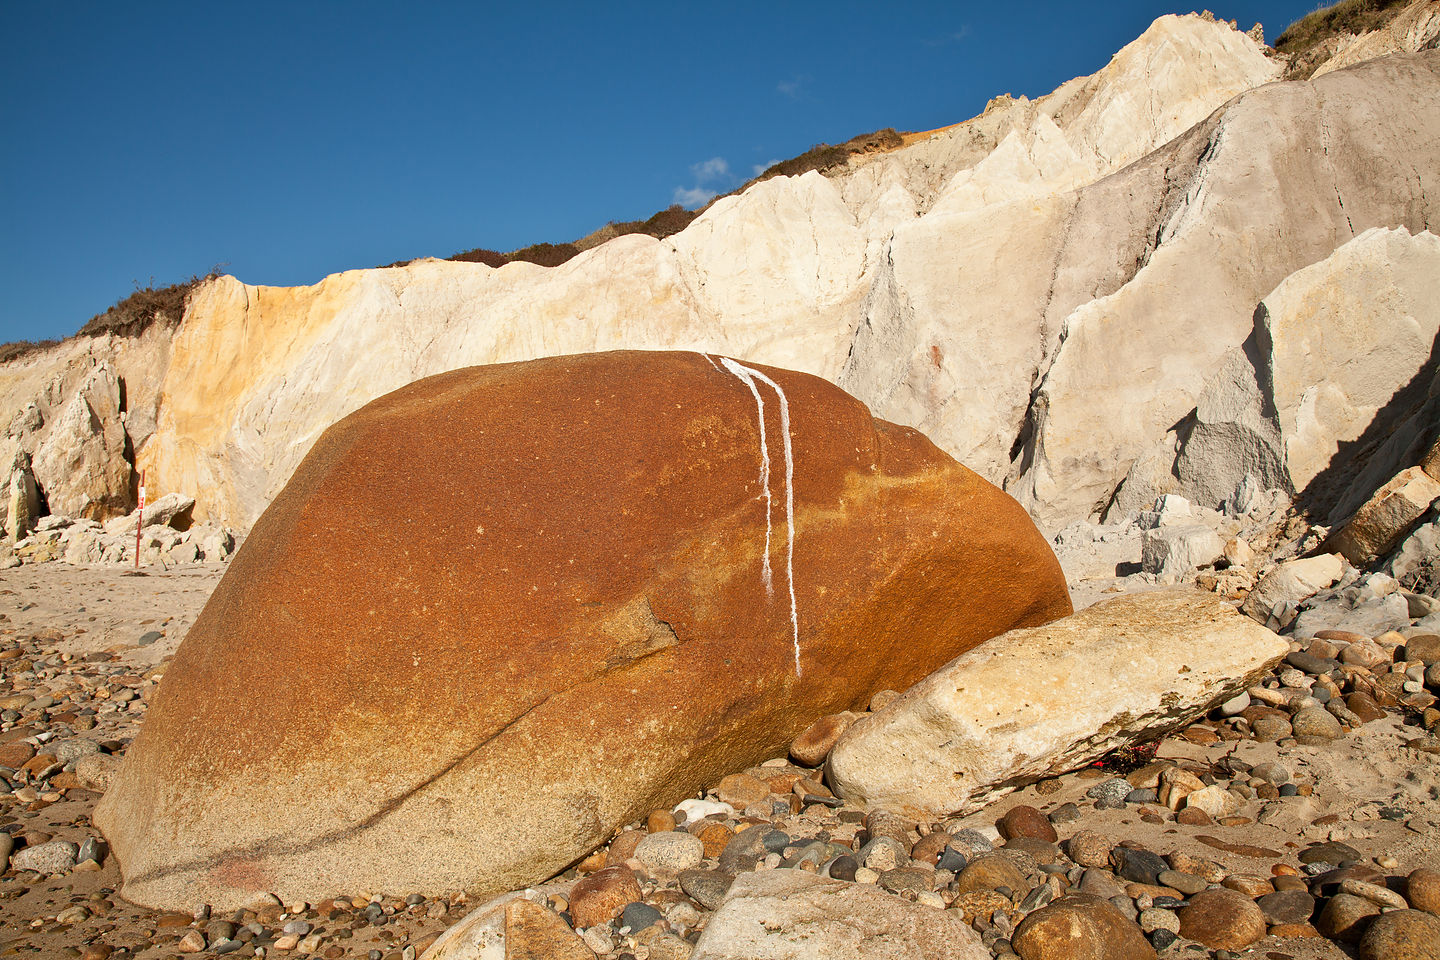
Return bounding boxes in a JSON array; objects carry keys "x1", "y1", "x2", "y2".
[
  {"x1": 1013, "y1": 53, "x2": 1440, "y2": 529},
  {"x1": 1143, "y1": 227, "x2": 1440, "y2": 519},
  {"x1": 827, "y1": 590, "x2": 1286, "y2": 818},
  {"x1": 1327, "y1": 466, "x2": 1440, "y2": 565},
  {"x1": 95, "y1": 351, "x2": 1070, "y2": 910},
  {"x1": 31, "y1": 361, "x2": 132, "y2": 519},
  {"x1": 2, "y1": 451, "x2": 39, "y2": 542}
]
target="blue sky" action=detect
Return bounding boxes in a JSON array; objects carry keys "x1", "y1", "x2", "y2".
[{"x1": 1, "y1": 1, "x2": 1317, "y2": 345}]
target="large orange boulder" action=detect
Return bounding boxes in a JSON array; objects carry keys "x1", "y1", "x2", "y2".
[{"x1": 95, "y1": 350, "x2": 1070, "y2": 909}]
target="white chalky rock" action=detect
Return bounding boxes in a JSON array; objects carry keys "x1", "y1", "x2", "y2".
[
  {"x1": 1240, "y1": 554, "x2": 1346, "y2": 624},
  {"x1": 827, "y1": 590, "x2": 1287, "y2": 818},
  {"x1": 674, "y1": 799, "x2": 734, "y2": 822},
  {"x1": 690, "y1": 869, "x2": 988, "y2": 960}
]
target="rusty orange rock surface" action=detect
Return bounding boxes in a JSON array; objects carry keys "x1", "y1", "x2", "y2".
[{"x1": 95, "y1": 350, "x2": 1070, "y2": 909}]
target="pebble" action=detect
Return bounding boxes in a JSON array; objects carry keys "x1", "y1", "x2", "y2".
[
  {"x1": 677, "y1": 869, "x2": 732, "y2": 911},
  {"x1": 1113, "y1": 847, "x2": 1168, "y2": 885},
  {"x1": 697, "y1": 822, "x2": 733, "y2": 858},
  {"x1": 1405, "y1": 635, "x2": 1440, "y2": 664},
  {"x1": 1302, "y1": 840, "x2": 1364, "y2": 865},
  {"x1": 10, "y1": 839, "x2": 78, "y2": 874},
  {"x1": 1252, "y1": 715, "x2": 1294, "y2": 741},
  {"x1": 1220, "y1": 691, "x2": 1250, "y2": 716},
  {"x1": 1356, "y1": 909, "x2": 1440, "y2": 960},
  {"x1": 1001, "y1": 804, "x2": 1057, "y2": 843},
  {"x1": 620, "y1": 901, "x2": 663, "y2": 933},
  {"x1": 1292, "y1": 705, "x2": 1344, "y2": 739},
  {"x1": 1048, "y1": 801, "x2": 1083, "y2": 823},
  {"x1": 1221, "y1": 874, "x2": 1275, "y2": 897},
  {"x1": 1317, "y1": 893, "x2": 1383, "y2": 943},
  {"x1": 1341, "y1": 877, "x2": 1410, "y2": 909},
  {"x1": 176, "y1": 929, "x2": 207, "y2": 953},
  {"x1": 634, "y1": 830, "x2": 704, "y2": 877},
  {"x1": 1257, "y1": 889, "x2": 1317, "y2": 924},
  {"x1": 1250, "y1": 761, "x2": 1290, "y2": 784},
  {"x1": 569, "y1": 866, "x2": 642, "y2": 927},
  {"x1": 1062, "y1": 831, "x2": 1112, "y2": 870},
  {"x1": 789, "y1": 712, "x2": 854, "y2": 767},
  {"x1": 715, "y1": 773, "x2": 770, "y2": 807},
  {"x1": 1176, "y1": 888, "x2": 1268, "y2": 951},
  {"x1": 1406, "y1": 867, "x2": 1440, "y2": 913},
  {"x1": 1156, "y1": 869, "x2": 1209, "y2": 896},
  {"x1": 673, "y1": 798, "x2": 733, "y2": 822},
  {"x1": 1012, "y1": 896, "x2": 1157, "y2": 960},
  {"x1": 954, "y1": 855, "x2": 1027, "y2": 895},
  {"x1": 1085, "y1": 777, "x2": 1132, "y2": 806},
  {"x1": 1138, "y1": 906, "x2": 1180, "y2": 934}
]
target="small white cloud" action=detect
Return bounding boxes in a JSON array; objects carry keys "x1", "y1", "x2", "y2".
[
  {"x1": 753, "y1": 158, "x2": 780, "y2": 176},
  {"x1": 777, "y1": 74, "x2": 811, "y2": 100},
  {"x1": 673, "y1": 186, "x2": 717, "y2": 208},
  {"x1": 924, "y1": 25, "x2": 972, "y2": 47},
  {"x1": 691, "y1": 157, "x2": 730, "y2": 182}
]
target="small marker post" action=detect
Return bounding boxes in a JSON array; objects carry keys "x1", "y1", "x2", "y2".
[{"x1": 134, "y1": 471, "x2": 146, "y2": 570}]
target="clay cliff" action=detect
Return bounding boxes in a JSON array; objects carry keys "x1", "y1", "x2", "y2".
[{"x1": 3, "y1": 7, "x2": 1439, "y2": 536}]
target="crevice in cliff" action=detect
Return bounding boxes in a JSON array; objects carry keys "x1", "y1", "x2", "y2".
[
  {"x1": 1313, "y1": 85, "x2": 1356, "y2": 238},
  {"x1": 1136, "y1": 110, "x2": 1228, "y2": 277}
]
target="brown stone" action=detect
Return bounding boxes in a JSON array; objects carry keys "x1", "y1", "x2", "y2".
[
  {"x1": 763, "y1": 771, "x2": 805, "y2": 794},
  {"x1": 954, "y1": 854, "x2": 1028, "y2": 895},
  {"x1": 1407, "y1": 867, "x2": 1440, "y2": 914},
  {"x1": 789, "y1": 712, "x2": 857, "y2": 767},
  {"x1": 793, "y1": 776, "x2": 831, "y2": 799},
  {"x1": 698, "y1": 823, "x2": 733, "y2": 859},
  {"x1": 948, "y1": 890, "x2": 1014, "y2": 923},
  {"x1": 1001, "y1": 804, "x2": 1058, "y2": 843},
  {"x1": 1222, "y1": 874, "x2": 1275, "y2": 897},
  {"x1": 607, "y1": 830, "x2": 645, "y2": 867},
  {"x1": 646, "y1": 810, "x2": 676, "y2": 834},
  {"x1": 1356, "y1": 909, "x2": 1440, "y2": 960},
  {"x1": 1195, "y1": 835, "x2": 1281, "y2": 859},
  {"x1": 19, "y1": 753, "x2": 57, "y2": 777},
  {"x1": 0, "y1": 742, "x2": 35, "y2": 768},
  {"x1": 1005, "y1": 836, "x2": 1064, "y2": 865},
  {"x1": 95, "y1": 352, "x2": 1071, "y2": 911},
  {"x1": 1316, "y1": 892, "x2": 1382, "y2": 943},
  {"x1": 1066, "y1": 831, "x2": 1114, "y2": 869},
  {"x1": 504, "y1": 898, "x2": 596, "y2": 960},
  {"x1": 1176, "y1": 807, "x2": 1214, "y2": 826},
  {"x1": 1268, "y1": 922, "x2": 1322, "y2": 938},
  {"x1": 1406, "y1": 635, "x2": 1440, "y2": 665},
  {"x1": 1177, "y1": 888, "x2": 1267, "y2": 950},
  {"x1": 569, "y1": 866, "x2": 642, "y2": 929},
  {"x1": 1012, "y1": 894, "x2": 1157, "y2": 960},
  {"x1": 716, "y1": 773, "x2": 771, "y2": 807},
  {"x1": 1347, "y1": 692, "x2": 1389, "y2": 723},
  {"x1": 910, "y1": 830, "x2": 950, "y2": 865}
]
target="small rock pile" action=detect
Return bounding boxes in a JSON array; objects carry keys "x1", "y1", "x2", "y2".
[{"x1": 2, "y1": 493, "x2": 237, "y2": 569}]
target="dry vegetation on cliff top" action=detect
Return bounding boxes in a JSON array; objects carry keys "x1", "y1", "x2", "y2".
[{"x1": 1274, "y1": 0, "x2": 1413, "y2": 55}]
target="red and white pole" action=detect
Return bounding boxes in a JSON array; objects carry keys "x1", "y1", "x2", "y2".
[{"x1": 134, "y1": 470, "x2": 146, "y2": 570}]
